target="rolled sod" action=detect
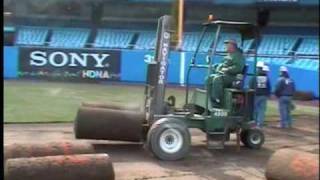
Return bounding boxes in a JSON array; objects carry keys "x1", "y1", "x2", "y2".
[
  {"x1": 81, "y1": 102, "x2": 141, "y2": 111},
  {"x1": 4, "y1": 141, "x2": 95, "y2": 162},
  {"x1": 265, "y1": 149, "x2": 319, "y2": 180},
  {"x1": 5, "y1": 153, "x2": 115, "y2": 180},
  {"x1": 74, "y1": 106, "x2": 145, "y2": 142}
]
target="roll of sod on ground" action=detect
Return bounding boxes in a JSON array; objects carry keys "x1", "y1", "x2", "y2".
[
  {"x1": 265, "y1": 149, "x2": 319, "y2": 180},
  {"x1": 4, "y1": 141, "x2": 95, "y2": 162},
  {"x1": 75, "y1": 106, "x2": 145, "y2": 142},
  {"x1": 81, "y1": 102, "x2": 141, "y2": 111},
  {"x1": 5, "y1": 154, "x2": 115, "y2": 180}
]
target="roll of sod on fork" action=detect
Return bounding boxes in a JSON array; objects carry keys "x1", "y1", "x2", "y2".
[
  {"x1": 81, "y1": 102, "x2": 141, "y2": 111},
  {"x1": 74, "y1": 106, "x2": 145, "y2": 142}
]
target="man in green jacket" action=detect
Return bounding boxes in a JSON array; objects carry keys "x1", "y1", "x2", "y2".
[{"x1": 209, "y1": 39, "x2": 245, "y2": 107}]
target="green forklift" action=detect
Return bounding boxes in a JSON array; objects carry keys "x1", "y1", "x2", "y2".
[
  {"x1": 75, "y1": 15, "x2": 265, "y2": 161},
  {"x1": 143, "y1": 15, "x2": 264, "y2": 161}
]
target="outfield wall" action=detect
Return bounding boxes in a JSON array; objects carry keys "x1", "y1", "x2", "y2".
[
  {"x1": 3, "y1": 46, "x2": 319, "y2": 98},
  {"x1": 4, "y1": 46, "x2": 19, "y2": 78}
]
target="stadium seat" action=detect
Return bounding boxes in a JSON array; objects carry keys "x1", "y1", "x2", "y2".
[
  {"x1": 181, "y1": 32, "x2": 253, "y2": 53},
  {"x1": 134, "y1": 31, "x2": 156, "y2": 50},
  {"x1": 292, "y1": 59, "x2": 319, "y2": 70},
  {"x1": 15, "y1": 26, "x2": 48, "y2": 46},
  {"x1": 296, "y1": 36, "x2": 319, "y2": 55},
  {"x1": 181, "y1": 32, "x2": 215, "y2": 52},
  {"x1": 49, "y1": 28, "x2": 90, "y2": 48},
  {"x1": 257, "y1": 35, "x2": 298, "y2": 55},
  {"x1": 93, "y1": 29, "x2": 135, "y2": 49}
]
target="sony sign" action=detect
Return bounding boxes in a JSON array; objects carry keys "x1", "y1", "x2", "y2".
[
  {"x1": 19, "y1": 47, "x2": 121, "y2": 81},
  {"x1": 29, "y1": 51, "x2": 110, "y2": 68}
]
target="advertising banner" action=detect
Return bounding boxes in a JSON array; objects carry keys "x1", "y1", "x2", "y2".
[
  {"x1": 18, "y1": 47, "x2": 121, "y2": 82},
  {"x1": 4, "y1": 46, "x2": 19, "y2": 78},
  {"x1": 121, "y1": 49, "x2": 182, "y2": 84}
]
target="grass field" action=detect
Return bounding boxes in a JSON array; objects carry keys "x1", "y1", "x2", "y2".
[{"x1": 4, "y1": 80, "x2": 319, "y2": 123}]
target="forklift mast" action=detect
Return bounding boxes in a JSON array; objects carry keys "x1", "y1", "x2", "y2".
[{"x1": 144, "y1": 15, "x2": 173, "y2": 123}]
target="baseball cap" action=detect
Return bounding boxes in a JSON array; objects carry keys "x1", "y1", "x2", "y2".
[
  {"x1": 280, "y1": 66, "x2": 288, "y2": 72},
  {"x1": 262, "y1": 65, "x2": 270, "y2": 72},
  {"x1": 256, "y1": 61, "x2": 265, "y2": 68},
  {"x1": 224, "y1": 39, "x2": 237, "y2": 45}
]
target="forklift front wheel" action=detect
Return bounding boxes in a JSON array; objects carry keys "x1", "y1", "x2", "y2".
[
  {"x1": 241, "y1": 129, "x2": 264, "y2": 149},
  {"x1": 147, "y1": 118, "x2": 190, "y2": 161}
]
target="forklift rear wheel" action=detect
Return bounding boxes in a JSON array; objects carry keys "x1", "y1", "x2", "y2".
[
  {"x1": 147, "y1": 118, "x2": 190, "y2": 161},
  {"x1": 240, "y1": 130, "x2": 248, "y2": 146},
  {"x1": 241, "y1": 129, "x2": 264, "y2": 149}
]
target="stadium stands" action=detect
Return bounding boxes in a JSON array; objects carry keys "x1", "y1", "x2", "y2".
[
  {"x1": 134, "y1": 31, "x2": 156, "y2": 50},
  {"x1": 292, "y1": 59, "x2": 319, "y2": 70},
  {"x1": 296, "y1": 36, "x2": 319, "y2": 55},
  {"x1": 181, "y1": 32, "x2": 215, "y2": 52},
  {"x1": 260, "y1": 57, "x2": 290, "y2": 65},
  {"x1": 181, "y1": 32, "x2": 253, "y2": 53},
  {"x1": 49, "y1": 28, "x2": 90, "y2": 48},
  {"x1": 12, "y1": 26, "x2": 320, "y2": 62},
  {"x1": 247, "y1": 57, "x2": 319, "y2": 71},
  {"x1": 4, "y1": 26, "x2": 15, "y2": 32},
  {"x1": 15, "y1": 26, "x2": 48, "y2": 46},
  {"x1": 93, "y1": 29, "x2": 135, "y2": 49},
  {"x1": 257, "y1": 35, "x2": 298, "y2": 55}
]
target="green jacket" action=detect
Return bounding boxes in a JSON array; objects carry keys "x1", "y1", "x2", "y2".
[{"x1": 221, "y1": 49, "x2": 245, "y2": 76}]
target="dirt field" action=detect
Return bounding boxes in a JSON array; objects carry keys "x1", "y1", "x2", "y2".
[{"x1": 4, "y1": 115, "x2": 319, "y2": 180}]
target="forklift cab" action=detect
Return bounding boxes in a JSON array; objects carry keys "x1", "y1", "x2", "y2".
[{"x1": 185, "y1": 20, "x2": 259, "y2": 120}]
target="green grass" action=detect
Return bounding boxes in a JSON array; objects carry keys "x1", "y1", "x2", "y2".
[
  {"x1": 4, "y1": 80, "x2": 319, "y2": 123},
  {"x1": 266, "y1": 101, "x2": 318, "y2": 121}
]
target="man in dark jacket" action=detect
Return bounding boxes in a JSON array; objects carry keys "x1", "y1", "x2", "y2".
[
  {"x1": 209, "y1": 39, "x2": 245, "y2": 107},
  {"x1": 274, "y1": 66, "x2": 296, "y2": 128},
  {"x1": 249, "y1": 63, "x2": 271, "y2": 128}
]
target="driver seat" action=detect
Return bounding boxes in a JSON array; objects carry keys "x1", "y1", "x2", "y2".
[{"x1": 232, "y1": 64, "x2": 248, "y2": 89}]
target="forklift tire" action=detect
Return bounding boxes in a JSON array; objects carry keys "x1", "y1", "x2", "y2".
[
  {"x1": 242, "y1": 129, "x2": 264, "y2": 149},
  {"x1": 147, "y1": 118, "x2": 190, "y2": 161},
  {"x1": 240, "y1": 130, "x2": 248, "y2": 146}
]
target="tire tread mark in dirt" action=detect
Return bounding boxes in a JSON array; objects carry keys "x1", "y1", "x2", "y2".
[{"x1": 134, "y1": 172, "x2": 195, "y2": 180}]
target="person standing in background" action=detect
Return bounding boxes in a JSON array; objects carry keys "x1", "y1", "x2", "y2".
[
  {"x1": 274, "y1": 66, "x2": 296, "y2": 129},
  {"x1": 250, "y1": 62, "x2": 271, "y2": 128}
]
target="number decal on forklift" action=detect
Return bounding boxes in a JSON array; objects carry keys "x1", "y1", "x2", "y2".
[{"x1": 214, "y1": 111, "x2": 227, "y2": 117}]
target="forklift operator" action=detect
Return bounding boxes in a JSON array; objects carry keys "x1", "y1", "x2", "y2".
[{"x1": 210, "y1": 39, "x2": 245, "y2": 107}]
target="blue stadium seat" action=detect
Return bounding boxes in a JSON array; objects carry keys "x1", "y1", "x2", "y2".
[
  {"x1": 93, "y1": 29, "x2": 135, "y2": 49},
  {"x1": 257, "y1": 35, "x2": 298, "y2": 55},
  {"x1": 134, "y1": 31, "x2": 156, "y2": 50},
  {"x1": 49, "y1": 28, "x2": 90, "y2": 48},
  {"x1": 296, "y1": 37, "x2": 319, "y2": 55},
  {"x1": 181, "y1": 32, "x2": 253, "y2": 53},
  {"x1": 292, "y1": 59, "x2": 319, "y2": 70},
  {"x1": 247, "y1": 57, "x2": 291, "y2": 67},
  {"x1": 133, "y1": 31, "x2": 253, "y2": 52},
  {"x1": 15, "y1": 26, "x2": 48, "y2": 46},
  {"x1": 181, "y1": 32, "x2": 215, "y2": 52}
]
